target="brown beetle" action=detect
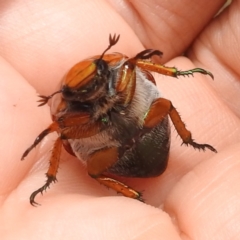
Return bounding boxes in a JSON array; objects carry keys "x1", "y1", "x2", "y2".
[{"x1": 22, "y1": 34, "x2": 217, "y2": 206}]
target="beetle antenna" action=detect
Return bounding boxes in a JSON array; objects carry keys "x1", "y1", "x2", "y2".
[
  {"x1": 37, "y1": 90, "x2": 62, "y2": 107},
  {"x1": 99, "y1": 34, "x2": 120, "y2": 60}
]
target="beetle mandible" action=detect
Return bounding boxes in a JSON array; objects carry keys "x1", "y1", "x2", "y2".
[{"x1": 22, "y1": 34, "x2": 217, "y2": 206}]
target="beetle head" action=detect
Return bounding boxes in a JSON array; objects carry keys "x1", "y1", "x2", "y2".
[{"x1": 62, "y1": 34, "x2": 120, "y2": 102}]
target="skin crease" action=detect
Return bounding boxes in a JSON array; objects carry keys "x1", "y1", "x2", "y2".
[{"x1": 0, "y1": 0, "x2": 240, "y2": 239}]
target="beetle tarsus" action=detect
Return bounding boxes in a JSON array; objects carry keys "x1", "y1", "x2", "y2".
[
  {"x1": 30, "y1": 175, "x2": 57, "y2": 206},
  {"x1": 136, "y1": 192, "x2": 145, "y2": 202},
  {"x1": 176, "y1": 68, "x2": 214, "y2": 79},
  {"x1": 183, "y1": 140, "x2": 217, "y2": 153}
]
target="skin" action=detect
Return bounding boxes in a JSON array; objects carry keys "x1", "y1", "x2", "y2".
[{"x1": 0, "y1": 0, "x2": 240, "y2": 239}]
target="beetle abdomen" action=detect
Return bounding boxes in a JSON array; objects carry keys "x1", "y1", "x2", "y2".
[{"x1": 108, "y1": 117, "x2": 170, "y2": 177}]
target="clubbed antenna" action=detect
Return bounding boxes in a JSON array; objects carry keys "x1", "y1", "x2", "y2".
[
  {"x1": 99, "y1": 34, "x2": 120, "y2": 60},
  {"x1": 37, "y1": 90, "x2": 62, "y2": 107}
]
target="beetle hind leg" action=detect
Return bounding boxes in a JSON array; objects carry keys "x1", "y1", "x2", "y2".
[
  {"x1": 176, "y1": 68, "x2": 214, "y2": 79},
  {"x1": 30, "y1": 137, "x2": 62, "y2": 206},
  {"x1": 30, "y1": 175, "x2": 57, "y2": 206},
  {"x1": 136, "y1": 61, "x2": 214, "y2": 80},
  {"x1": 144, "y1": 98, "x2": 217, "y2": 153},
  {"x1": 87, "y1": 147, "x2": 143, "y2": 201},
  {"x1": 182, "y1": 139, "x2": 217, "y2": 152},
  {"x1": 96, "y1": 176, "x2": 144, "y2": 202}
]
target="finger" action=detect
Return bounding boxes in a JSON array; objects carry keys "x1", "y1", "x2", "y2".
[
  {"x1": 0, "y1": 0, "x2": 141, "y2": 94},
  {"x1": 165, "y1": 144, "x2": 240, "y2": 239},
  {"x1": 109, "y1": 0, "x2": 226, "y2": 59},
  {"x1": 188, "y1": 1, "x2": 240, "y2": 118},
  {"x1": 129, "y1": 57, "x2": 240, "y2": 205},
  {"x1": 0, "y1": 0, "x2": 225, "y2": 95},
  {"x1": 0, "y1": 57, "x2": 51, "y2": 200},
  {"x1": 1, "y1": 196, "x2": 182, "y2": 240}
]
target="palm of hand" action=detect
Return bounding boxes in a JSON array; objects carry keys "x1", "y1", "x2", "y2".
[{"x1": 0, "y1": 1, "x2": 240, "y2": 239}]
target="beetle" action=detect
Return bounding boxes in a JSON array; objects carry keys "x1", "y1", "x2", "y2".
[{"x1": 22, "y1": 34, "x2": 217, "y2": 206}]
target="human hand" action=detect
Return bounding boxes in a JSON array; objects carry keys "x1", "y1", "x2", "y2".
[{"x1": 0, "y1": 1, "x2": 240, "y2": 239}]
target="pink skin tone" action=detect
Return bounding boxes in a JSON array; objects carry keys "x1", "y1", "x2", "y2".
[{"x1": 0, "y1": 0, "x2": 240, "y2": 239}]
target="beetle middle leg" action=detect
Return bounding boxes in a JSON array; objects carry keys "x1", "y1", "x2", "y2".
[
  {"x1": 29, "y1": 137, "x2": 62, "y2": 206},
  {"x1": 87, "y1": 147, "x2": 143, "y2": 201},
  {"x1": 144, "y1": 98, "x2": 217, "y2": 152}
]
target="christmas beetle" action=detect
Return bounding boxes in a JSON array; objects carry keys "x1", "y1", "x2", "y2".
[{"x1": 22, "y1": 34, "x2": 217, "y2": 206}]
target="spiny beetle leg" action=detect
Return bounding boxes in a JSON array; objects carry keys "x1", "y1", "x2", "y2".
[
  {"x1": 136, "y1": 61, "x2": 214, "y2": 80},
  {"x1": 21, "y1": 122, "x2": 59, "y2": 160},
  {"x1": 96, "y1": 176, "x2": 144, "y2": 202},
  {"x1": 21, "y1": 112, "x2": 92, "y2": 161},
  {"x1": 176, "y1": 68, "x2": 214, "y2": 79},
  {"x1": 87, "y1": 147, "x2": 144, "y2": 201},
  {"x1": 134, "y1": 49, "x2": 163, "y2": 60},
  {"x1": 144, "y1": 97, "x2": 217, "y2": 153},
  {"x1": 182, "y1": 140, "x2": 217, "y2": 153},
  {"x1": 30, "y1": 175, "x2": 57, "y2": 206},
  {"x1": 29, "y1": 137, "x2": 62, "y2": 206}
]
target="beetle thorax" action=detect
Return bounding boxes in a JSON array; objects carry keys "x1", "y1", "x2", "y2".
[{"x1": 67, "y1": 66, "x2": 160, "y2": 162}]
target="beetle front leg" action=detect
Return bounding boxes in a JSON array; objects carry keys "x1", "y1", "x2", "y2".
[
  {"x1": 144, "y1": 98, "x2": 217, "y2": 152},
  {"x1": 30, "y1": 137, "x2": 62, "y2": 206},
  {"x1": 21, "y1": 122, "x2": 59, "y2": 160},
  {"x1": 87, "y1": 147, "x2": 143, "y2": 201},
  {"x1": 58, "y1": 112, "x2": 104, "y2": 139}
]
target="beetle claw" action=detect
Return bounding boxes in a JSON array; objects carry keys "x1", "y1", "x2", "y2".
[
  {"x1": 136, "y1": 192, "x2": 145, "y2": 203},
  {"x1": 176, "y1": 68, "x2": 214, "y2": 79},
  {"x1": 29, "y1": 175, "x2": 57, "y2": 206},
  {"x1": 183, "y1": 140, "x2": 217, "y2": 153}
]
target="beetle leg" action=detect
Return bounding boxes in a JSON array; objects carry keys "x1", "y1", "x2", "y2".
[
  {"x1": 136, "y1": 60, "x2": 214, "y2": 79},
  {"x1": 96, "y1": 176, "x2": 144, "y2": 201},
  {"x1": 144, "y1": 98, "x2": 217, "y2": 152},
  {"x1": 134, "y1": 49, "x2": 163, "y2": 60},
  {"x1": 29, "y1": 137, "x2": 62, "y2": 206},
  {"x1": 116, "y1": 49, "x2": 163, "y2": 105},
  {"x1": 21, "y1": 122, "x2": 59, "y2": 160},
  {"x1": 22, "y1": 113, "x2": 102, "y2": 160},
  {"x1": 61, "y1": 124, "x2": 103, "y2": 139},
  {"x1": 87, "y1": 147, "x2": 143, "y2": 201},
  {"x1": 57, "y1": 112, "x2": 104, "y2": 139},
  {"x1": 57, "y1": 112, "x2": 91, "y2": 127},
  {"x1": 116, "y1": 61, "x2": 136, "y2": 106}
]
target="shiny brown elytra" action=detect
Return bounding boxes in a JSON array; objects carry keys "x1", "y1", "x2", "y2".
[{"x1": 22, "y1": 34, "x2": 217, "y2": 206}]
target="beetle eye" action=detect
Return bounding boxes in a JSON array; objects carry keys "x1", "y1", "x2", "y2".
[
  {"x1": 95, "y1": 59, "x2": 109, "y2": 76},
  {"x1": 62, "y1": 86, "x2": 74, "y2": 100}
]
